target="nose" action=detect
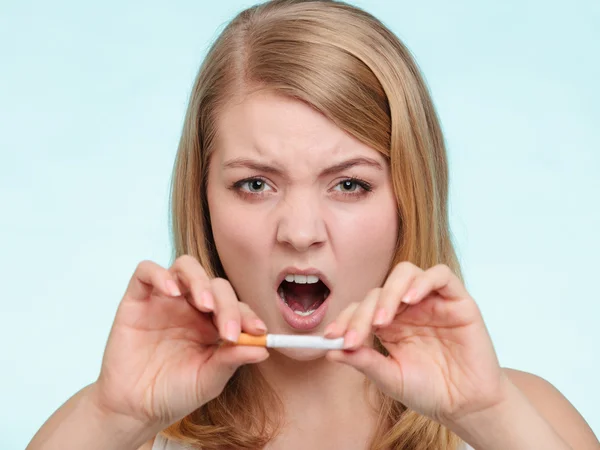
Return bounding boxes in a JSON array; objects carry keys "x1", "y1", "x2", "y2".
[{"x1": 276, "y1": 194, "x2": 327, "y2": 252}]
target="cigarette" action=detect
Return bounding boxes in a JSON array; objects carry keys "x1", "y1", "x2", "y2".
[{"x1": 235, "y1": 332, "x2": 345, "y2": 350}]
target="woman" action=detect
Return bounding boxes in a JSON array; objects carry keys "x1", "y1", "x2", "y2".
[{"x1": 27, "y1": 1, "x2": 599, "y2": 449}]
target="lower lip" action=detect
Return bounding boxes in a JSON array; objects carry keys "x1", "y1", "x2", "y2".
[{"x1": 276, "y1": 290, "x2": 330, "y2": 331}]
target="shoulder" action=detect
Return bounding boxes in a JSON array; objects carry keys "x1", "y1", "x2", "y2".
[{"x1": 502, "y1": 367, "x2": 599, "y2": 448}]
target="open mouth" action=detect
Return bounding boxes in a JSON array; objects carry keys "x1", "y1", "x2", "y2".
[{"x1": 277, "y1": 275, "x2": 330, "y2": 317}]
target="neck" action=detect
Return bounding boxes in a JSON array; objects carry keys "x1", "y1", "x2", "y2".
[{"x1": 255, "y1": 350, "x2": 380, "y2": 448}]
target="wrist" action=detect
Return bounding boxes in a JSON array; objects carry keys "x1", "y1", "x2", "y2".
[
  {"x1": 86, "y1": 383, "x2": 160, "y2": 448},
  {"x1": 442, "y1": 376, "x2": 570, "y2": 450},
  {"x1": 27, "y1": 384, "x2": 160, "y2": 450}
]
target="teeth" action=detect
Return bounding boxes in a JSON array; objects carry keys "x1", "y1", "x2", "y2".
[
  {"x1": 293, "y1": 309, "x2": 316, "y2": 316},
  {"x1": 284, "y1": 274, "x2": 320, "y2": 284}
]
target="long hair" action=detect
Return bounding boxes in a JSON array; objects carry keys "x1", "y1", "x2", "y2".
[{"x1": 164, "y1": 1, "x2": 464, "y2": 448}]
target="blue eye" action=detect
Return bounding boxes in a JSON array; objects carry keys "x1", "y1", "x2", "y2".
[
  {"x1": 244, "y1": 179, "x2": 266, "y2": 192},
  {"x1": 338, "y1": 180, "x2": 360, "y2": 192},
  {"x1": 232, "y1": 177, "x2": 274, "y2": 195},
  {"x1": 333, "y1": 178, "x2": 372, "y2": 194}
]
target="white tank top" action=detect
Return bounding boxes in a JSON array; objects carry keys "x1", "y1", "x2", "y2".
[
  {"x1": 153, "y1": 434, "x2": 192, "y2": 449},
  {"x1": 152, "y1": 433, "x2": 474, "y2": 449}
]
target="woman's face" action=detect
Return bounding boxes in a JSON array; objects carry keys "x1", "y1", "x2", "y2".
[{"x1": 207, "y1": 91, "x2": 398, "y2": 360}]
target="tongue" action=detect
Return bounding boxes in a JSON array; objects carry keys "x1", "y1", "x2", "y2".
[{"x1": 284, "y1": 283, "x2": 325, "y2": 312}]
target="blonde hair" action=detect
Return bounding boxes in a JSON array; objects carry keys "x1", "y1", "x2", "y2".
[{"x1": 165, "y1": 0, "x2": 464, "y2": 448}]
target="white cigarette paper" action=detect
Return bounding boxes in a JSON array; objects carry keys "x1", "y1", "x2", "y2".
[{"x1": 266, "y1": 334, "x2": 345, "y2": 349}]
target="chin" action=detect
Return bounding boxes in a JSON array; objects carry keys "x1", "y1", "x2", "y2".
[{"x1": 271, "y1": 347, "x2": 329, "y2": 361}]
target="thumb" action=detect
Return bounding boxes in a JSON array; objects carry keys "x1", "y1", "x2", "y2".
[
  {"x1": 198, "y1": 344, "x2": 269, "y2": 401},
  {"x1": 327, "y1": 346, "x2": 403, "y2": 396}
]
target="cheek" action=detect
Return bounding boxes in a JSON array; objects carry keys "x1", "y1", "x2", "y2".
[
  {"x1": 341, "y1": 194, "x2": 396, "y2": 244},
  {"x1": 332, "y1": 194, "x2": 398, "y2": 287},
  {"x1": 210, "y1": 201, "x2": 269, "y2": 265},
  {"x1": 208, "y1": 190, "x2": 274, "y2": 312},
  {"x1": 350, "y1": 215, "x2": 397, "y2": 262}
]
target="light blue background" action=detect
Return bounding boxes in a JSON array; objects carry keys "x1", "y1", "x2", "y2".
[{"x1": 1, "y1": 1, "x2": 598, "y2": 448}]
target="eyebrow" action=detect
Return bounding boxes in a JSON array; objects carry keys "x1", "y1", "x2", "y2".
[{"x1": 222, "y1": 156, "x2": 384, "y2": 176}]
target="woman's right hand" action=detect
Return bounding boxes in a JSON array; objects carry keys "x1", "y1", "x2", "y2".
[{"x1": 90, "y1": 255, "x2": 269, "y2": 432}]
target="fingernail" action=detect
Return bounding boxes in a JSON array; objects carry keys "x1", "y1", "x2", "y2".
[
  {"x1": 324, "y1": 322, "x2": 337, "y2": 338},
  {"x1": 254, "y1": 320, "x2": 267, "y2": 333},
  {"x1": 165, "y1": 280, "x2": 181, "y2": 297},
  {"x1": 201, "y1": 290, "x2": 214, "y2": 310},
  {"x1": 402, "y1": 289, "x2": 417, "y2": 304},
  {"x1": 344, "y1": 329, "x2": 358, "y2": 349},
  {"x1": 225, "y1": 320, "x2": 240, "y2": 342},
  {"x1": 373, "y1": 308, "x2": 387, "y2": 326}
]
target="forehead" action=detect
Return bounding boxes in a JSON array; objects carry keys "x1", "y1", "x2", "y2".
[{"x1": 214, "y1": 91, "x2": 385, "y2": 165}]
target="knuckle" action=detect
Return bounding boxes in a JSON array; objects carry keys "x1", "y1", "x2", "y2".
[
  {"x1": 432, "y1": 263, "x2": 450, "y2": 275},
  {"x1": 394, "y1": 261, "x2": 416, "y2": 274},
  {"x1": 387, "y1": 262, "x2": 420, "y2": 283},
  {"x1": 173, "y1": 255, "x2": 186, "y2": 267},
  {"x1": 179, "y1": 254, "x2": 195, "y2": 263},
  {"x1": 171, "y1": 256, "x2": 185, "y2": 271},
  {"x1": 210, "y1": 277, "x2": 230, "y2": 291},
  {"x1": 172, "y1": 255, "x2": 209, "y2": 279},
  {"x1": 136, "y1": 259, "x2": 153, "y2": 272},
  {"x1": 173, "y1": 254, "x2": 195, "y2": 269}
]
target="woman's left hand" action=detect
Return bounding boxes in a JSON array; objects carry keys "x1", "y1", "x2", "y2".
[{"x1": 324, "y1": 262, "x2": 509, "y2": 425}]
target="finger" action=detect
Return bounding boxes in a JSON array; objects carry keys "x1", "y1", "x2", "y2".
[
  {"x1": 125, "y1": 260, "x2": 181, "y2": 302},
  {"x1": 210, "y1": 277, "x2": 242, "y2": 343},
  {"x1": 375, "y1": 261, "x2": 423, "y2": 326},
  {"x1": 327, "y1": 346, "x2": 400, "y2": 396},
  {"x1": 323, "y1": 302, "x2": 360, "y2": 338},
  {"x1": 402, "y1": 264, "x2": 467, "y2": 305},
  {"x1": 238, "y1": 302, "x2": 268, "y2": 335},
  {"x1": 198, "y1": 344, "x2": 270, "y2": 403},
  {"x1": 343, "y1": 288, "x2": 381, "y2": 350},
  {"x1": 170, "y1": 255, "x2": 214, "y2": 313}
]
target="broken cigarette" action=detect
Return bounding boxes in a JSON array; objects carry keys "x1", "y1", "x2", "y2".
[{"x1": 234, "y1": 332, "x2": 345, "y2": 350}]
